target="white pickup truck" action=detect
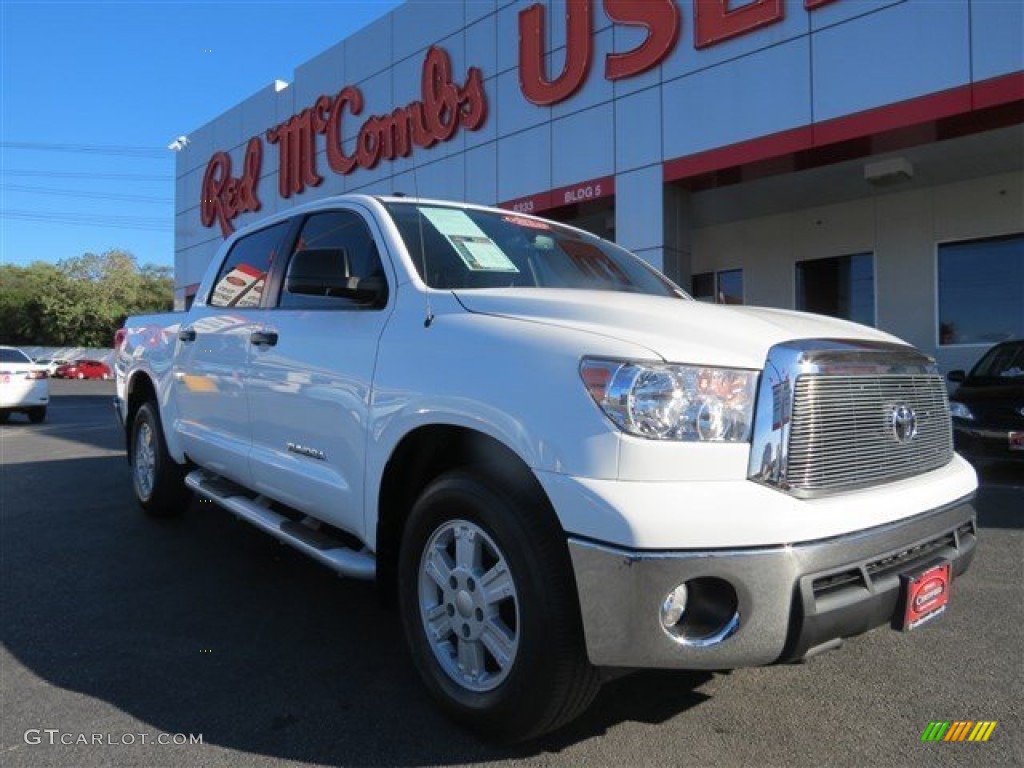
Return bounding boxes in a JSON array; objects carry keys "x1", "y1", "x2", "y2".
[{"x1": 116, "y1": 195, "x2": 977, "y2": 741}]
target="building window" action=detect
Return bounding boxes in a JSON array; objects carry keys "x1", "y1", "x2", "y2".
[
  {"x1": 795, "y1": 253, "x2": 874, "y2": 326},
  {"x1": 692, "y1": 268, "x2": 743, "y2": 304},
  {"x1": 938, "y1": 234, "x2": 1024, "y2": 345}
]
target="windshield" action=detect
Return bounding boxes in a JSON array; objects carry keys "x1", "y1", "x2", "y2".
[
  {"x1": 970, "y1": 341, "x2": 1024, "y2": 380},
  {"x1": 0, "y1": 349, "x2": 31, "y2": 364},
  {"x1": 384, "y1": 202, "x2": 686, "y2": 298}
]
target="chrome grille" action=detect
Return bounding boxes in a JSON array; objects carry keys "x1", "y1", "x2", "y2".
[{"x1": 785, "y1": 374, "x2": 953, "y2": 493}]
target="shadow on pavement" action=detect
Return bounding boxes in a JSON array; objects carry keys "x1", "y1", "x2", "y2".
[{"x1": 1, "y1": 452, "x2": 713, "y2": 765}]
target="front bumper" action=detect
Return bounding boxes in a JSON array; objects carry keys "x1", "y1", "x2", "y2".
[{"x1": 569, "y1": 495, "x2": 975, "y2": 669}]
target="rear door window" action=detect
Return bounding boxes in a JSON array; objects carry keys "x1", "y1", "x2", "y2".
[{"x1": 208, "y1": 221, "x2": 290, "y2": 308}]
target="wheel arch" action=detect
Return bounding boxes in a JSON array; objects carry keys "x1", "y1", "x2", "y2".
[
  {"x1": 124, "y1": 371, "x2": 158, "y2": 453},
  {"x1": 375, "y1": 424, "x2": 562, "y2": 603}
]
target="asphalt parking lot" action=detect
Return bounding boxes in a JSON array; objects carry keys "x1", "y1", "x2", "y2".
[{"x1": 1, "y1": 380, "x2": 1021, "y2": 768}]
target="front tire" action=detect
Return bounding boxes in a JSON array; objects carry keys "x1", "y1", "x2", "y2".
[
  {"x1": 129, "y1": 401, "x2": 189, "y2": 517},
  {"x1": 398, "y1": 471, "x2": 599, "y2": 742},
  {"x1": 27, "y1": 407, "x2": 46, "y2": 424},
  {"x1": 76, "y1": 372, "x2": 85, "y2": 380}
]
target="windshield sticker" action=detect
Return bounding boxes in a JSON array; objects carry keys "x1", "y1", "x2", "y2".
[{"x1": 421, "y1": 207, "x2": 519, "y2": 273}]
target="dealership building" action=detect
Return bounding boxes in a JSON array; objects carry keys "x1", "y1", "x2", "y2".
[{"x1": 173, "y1": 0, "x2": 1023, "y2": 372}]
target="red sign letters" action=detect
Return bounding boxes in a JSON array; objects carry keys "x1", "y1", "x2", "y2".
[
  {"x1": 267, "y1": 47, "x2": 486, "y2": 200},
  {"x1": 200, "y1": 137, "x2": 263, "y2": 238},
  {"x1": 519, "y1": 0, "x2": 843, "y2": 105}
]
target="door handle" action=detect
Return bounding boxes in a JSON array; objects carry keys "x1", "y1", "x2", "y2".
[
  {"x1": 178, "y1": 327, "x2": 196, "y2": 343},
  {"x1": 250, "y1": 330, "x2": 278, "y2": 347}
]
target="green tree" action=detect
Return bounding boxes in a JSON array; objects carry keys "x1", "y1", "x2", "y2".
[{"x1": 0, "y1": 250, "x2": 173, "y2": 347}]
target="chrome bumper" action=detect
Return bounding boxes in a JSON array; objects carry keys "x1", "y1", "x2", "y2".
[{"x1": 568, "y1": 496, "x2": 976, "y2": 669}]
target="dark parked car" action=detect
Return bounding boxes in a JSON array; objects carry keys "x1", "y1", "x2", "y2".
[
  {"x1": 55, "y1": 359, "x2": 112, "y2": 380},
  {"x1": 948, "y1": 340, "x2": 1024, "y2": 468}
]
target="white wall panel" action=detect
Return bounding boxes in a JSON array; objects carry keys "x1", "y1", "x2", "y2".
[
  {"x1": 615, "y1": 165, "x2": 663, "y2": 252},
  {"x1": 178, "y1": 124, "x2": 214, "y2": 175},
  {"x1": 615, "y1": 86, "x2": 661, "y2": 172},
  {"x1": 811, "y1": 0, "x2": 970, "y2": 121},
  {"x1": 274, "y1": 82, "x2": 296, "y2": 126},
  {"x1": 496, "y1": 67, "x2": 551, "y2": 136},
  {"x1": 551, "y1": 103, "x2": 613, "y2": 187},
  {"x1": 662, "y1": 38, "x2": 811, "y2": 160},
  {"x1": 293, "y1": 40, "x2": 347, "y2": 107},
  {"x1": 933, "y1": 172, "x2": 1024, "y2": 243},
  {"x1": 970, "y1": 0, "x2": 1024, "y2": 81},
  {"x1": 212, "y1": 103, "x2": 244, "y2": 154},
  {"x1": 466, "y1": 11, "x2": 498, "y2": 79},
  {"x1": 466, "y1": 0, "x2": 497, "y2": 25},
  {"x1": 181, "y1": 167, "x2": 205, "y2": 222},
  {"x1": 393, "y1": 0, "x2": 465, "y2": 62},
  {"x1": 497, "y1": 124, "x2": 551, "y2": 200},
  {"x1": 239, "y1": 83, "x2": 282, "y2": 139},
  {"x1": 345, "y1": 14, "x2": 393, "y2": 83},
  {"x1": 661, "y1": 1, "x2": 810, "y2": 85},
  {"x1": 419, "y1": 153, "x2": 468, "y2": 201},
  {"x1": 464, "y1": 141, "x2": 498, "y2": 204},
  {"x1": 809, "y1": 0, "x2": 905, "y2": 32}
]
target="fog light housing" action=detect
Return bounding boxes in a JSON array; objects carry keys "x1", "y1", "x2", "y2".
[
  {"x1": 659, "y1": 577, "x2": 740, "y2": 647},
  {"x1": 660, "y1": 584, "x2": 688, "y2": 629}
]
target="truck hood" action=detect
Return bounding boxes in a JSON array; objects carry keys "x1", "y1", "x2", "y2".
[{"x1": 453, "y1": 289, "x2": 907, "y2": 369}]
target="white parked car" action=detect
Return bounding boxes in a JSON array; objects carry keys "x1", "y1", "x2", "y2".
[
  {"x1": 33, "y1": 357, "x2": 71, "y2": 377},
  {"x1": 0, "y1": 346, "x2": 49, "y2": 423},
  {"x1": 116, "y1": 196, "x2": 977, "y2": 741}
]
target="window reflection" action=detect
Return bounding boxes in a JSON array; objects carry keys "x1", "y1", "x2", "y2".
[{"x1": 938, "y1": 234, "x2": 1024, "y2": 345}]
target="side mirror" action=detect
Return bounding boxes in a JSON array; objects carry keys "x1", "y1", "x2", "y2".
[{"x1": 947, "y1": 369, "x2": 966, "y2": 384}]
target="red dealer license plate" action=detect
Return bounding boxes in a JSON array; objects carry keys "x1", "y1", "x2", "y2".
[
  {"x1": 1010, "y1": 431, "x2": 1024, "y2": 451},
  {"x1": 900, "y1": 562, "x2": 951, "y2": 631}
]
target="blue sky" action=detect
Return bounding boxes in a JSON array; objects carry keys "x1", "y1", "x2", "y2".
[{"x1": 1, "y1": 0, "x2": 402, "y2": 268}]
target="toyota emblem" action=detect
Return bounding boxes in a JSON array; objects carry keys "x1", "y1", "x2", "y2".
[{"x1": 890, "y1": 404, "x2": 918, "y2": 443}]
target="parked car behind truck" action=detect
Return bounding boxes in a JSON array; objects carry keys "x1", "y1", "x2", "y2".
[
  {"x1": 115, "y1": 195, "x2": 977, "y2": 741},
  {"x1": 0, "y1": 346, "x2": 49, "y2": 423}
]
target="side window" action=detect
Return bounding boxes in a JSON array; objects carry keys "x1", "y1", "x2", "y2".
[
  {"x1": 208, "y1": 221, "x2": 289, "y2": 309},
  {"x1": 280, "y1": 210, "x2": 388, "y2": 310}
]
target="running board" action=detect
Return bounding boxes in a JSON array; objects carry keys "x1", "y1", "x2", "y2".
[{"x1": 185, "y1": 470, "x2": 375, "y2": 580}]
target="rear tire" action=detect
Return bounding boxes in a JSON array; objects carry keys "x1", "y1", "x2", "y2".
[
  {"x1": 398, "y1": 470, "x2": 600, "y2": 742},
  {"x1": 129, "y1": 401, "x2": 189, "y2": 517},
  {"x1": 0, "y1": 410, "x2": 9, "y2": 424},
  {"x1": 27, "y1": 407, "x2": 46, "y2": 424}
]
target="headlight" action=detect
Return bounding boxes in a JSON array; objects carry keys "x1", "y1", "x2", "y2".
[
  {"x1": 580, "y1": 358, "x2": 757, "y2": 441},
  {"x1": 949, "y1": 401, "x2": 974, "y2": 420}
]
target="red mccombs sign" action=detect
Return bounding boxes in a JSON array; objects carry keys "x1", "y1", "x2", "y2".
[
  {"x1": 201, "y1": 0, "x2": 843, "y2": 236},
  {"x1": 202, "y1": 46, "x2": 485, "y2": 237}
]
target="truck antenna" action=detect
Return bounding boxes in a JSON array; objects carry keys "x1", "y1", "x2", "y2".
[{"x1": 410, "y1": 160, "x2": 434, "y2": 328}]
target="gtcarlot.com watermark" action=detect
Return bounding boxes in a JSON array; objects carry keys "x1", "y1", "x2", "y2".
[{"x1": 24, "y1": 729, "x2": 203, "y2": 746}]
